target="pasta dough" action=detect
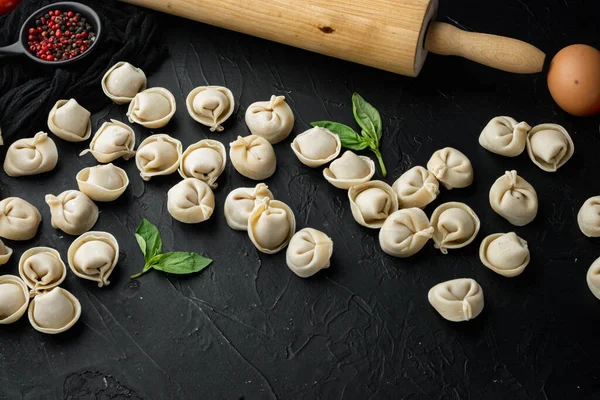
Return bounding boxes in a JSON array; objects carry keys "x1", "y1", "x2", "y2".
[
  {"x1": 578, "y1": 196, "x2": 600, "y2": 237},
  {"x1": 18, "y1": 247, "x2": 67, "y2": 293},
  {"x1": 45, "y1": 190, "x2": 99, "y2": 236},
  {"x1": 587, "y1": 257, "x2": 600, "y2": 300},
  {"x1": 526, "y1": 123, "x2": 574, "y2": 172},
  {"x1": 135, "y1": 134, "x2": 182, "y2": 181},
  {"x1": 101, "y1": 61, "x2": 147, "y2": 104},
  {"x1": 392, "y1": 166, "x2": 439, "y2": 209},
  {"x1": 479, "y1": 116, "x2": 531, "y2": 157},
  {"x1": 245, "y1": 95, "x2": 294, "y2": 144},
  {"x1": 224, "y1": 183, "x2": 274, "y2": 230},
  {"x1": 0, "y1": 197, "x2": 42, "y2": 241},
  {"x1": 80, "y1": 119, "x2": 136, "y2": 163},
  {"x1": 179, "y1": 139, "x2": 227, "y2": 188},
  {"x1": 291, "y1": 127, "x2": 341, "y2": 167},
  {"x1": 0, "y1": 275, "x2": 29, "y2": 324},
  {"x1": 3, "y1": 131, "x2": 58, "y2": 177},
  {"x1": 348, "y1": 180, "x2": 398, "y2": 229},
  {"x1": 286, "y1": 228, "x2": 333, "y2": 278},
  {"x1": 489, "y1": 170, "x2": 538, "y2": 226},
  {"x1": 68, "y1": 231, "x2": 119, "y2": 287},
  {"x1": 76, "y1": 164, "x2": 129, "y2": 202},
  {"x1": 28, "y1": 287, "x2": 81, "y2": 334},
  {"x1": 323, "y1": 151, "x2": 375, "y2": 190},
  {"x1": 247, "y1": 198, "x2": 296, "y2": 254},
  {"x1": 127, "y1": 87, "x2": 176, "y2": 128},
  {"x1": 0, "y1": 239, "x2": 12, "y2": 265},
  {"x1": 230, "y1": 135, "x2": 276, "y2": 180},
  {"x1": 479, "y1": 232, "x2": 530, "y2": 277},
  {"x1": 379, "y1": 208, "x2": 434, "y2": 258},
  {"x1": 167, "y1": 178, "x2": 215, "y2": 224},
  {"x1": 430, "y1": 202, "x2": 480, "y2": 254},
  {"x1": 428, "y1": 278, "x2": 484, "y2": 322},
  {"x1": 426, "y1": 147, "x2": 473, "y2": 190},
  {"x1": 47, "y1": 98, "x2": 92, "y2": 142},
  {"x1": 186, "y1": 86, "x2": 235, "y2": 132}
]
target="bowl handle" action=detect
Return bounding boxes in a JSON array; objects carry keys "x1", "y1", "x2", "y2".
[{"x1": 0, "y1": 41, "x2": 25, "y2": 59}]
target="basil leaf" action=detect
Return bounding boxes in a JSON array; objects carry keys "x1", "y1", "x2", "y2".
[
  {"x1": 135, "y1": 219, "x2": 162, "y2": 263},
  {"x1": 352, "y1": 93, "x2": 382, "y2": 141},
  {"x1": 152, "y1": 252, "x2": 213, "y2": 275},
  {"x1": 311, "y1": 120, "x2": 368, "y2": 151}
]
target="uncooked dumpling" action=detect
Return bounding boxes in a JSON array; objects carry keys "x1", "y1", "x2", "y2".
[
  {"x1": 526, "y1": 123, "x2": 574, "y2": 172},
  {"x1": 76, "y1": 164, "x2": 129, "y2": 202},
  {"x1": 135, "y1": 134, "x2": 182, "y2": 181},
  {"x1": 247, "y1": 198, "x2": 296, "y2": 254},
  {"x1": 323, "y1": 151, "x2": 375, "y2": 190},
  {"x1": 127, "y1": 87, "x2": 176, "y2": 128},
  {"x1": 18, "y1": 247, "x2": 67, "y2": 293},
  {"x1": 489, "y1": 170, "x2": 537, "y2": 226},
  {"x1": 479, "y1": 232, "x2": 530, "y2": 277},
  {"x1": 224, "y1": 183, "x2": 274, "y2": 230},
  {"x1": 0, "y1": 275, "x2": 29, "y2": 324},
  {"x1": 479, "y1": 116, "x2": 531, "y2": 157},
  {"x1": 587, "y1": 257, "x2": 600, "y2": 300},
  {"x1": 45, "y1": 190, "x2": 99, "y2": 236},
  {"x1": 28, "y1": 287, "x2": 81, "y2": 334},
  {"x1": 286, "y1": 228, "x2": 333, "y2": 278},
  {"x1": 348, "y1": 180, "x2": 398, "y2": 229},
  {"x1": 47, "y1": 98, "x2": 92, "y2": 142},
  {"x1": 291, "y1": 127, "x2": 341, "y2": 167},
  {"x1": 168, "y1": 178, "x2": 215, "y2": 224},
  {"x1": 179, "y1": 139, "x2": 226, "y2": 188},
  {"x1": 0, "y1": 197, "x2": 42, "y2": 241},
  {"x1": 0, "y1": 239, "x2": 12, "y2": 265},
  {"x1": 186, "y1": 86, "x2": 235, "y2": 132},
  {"x1": 3, "y1": 131, "x2": 58, "y2": 177},
  {"x1": 230, "y1": 135, "x2": 276, "y2": 180},
  {"x1": 101, "y1": 61, "x2": 147, "y2": 104},
  {"x1": 430, "y1": 202, "x2": 480, "y2": 254},
  {"x1": 80, "y1": 119, "x2": 136, "y2": 163},
  {"x1": 426, "y1": 147, "x2": 473, "y2": 190},
  {"x1": 428, "y1": 278, "x2": 484, "y2": 322},
  {"x1": 68, "y1": 231, "x2": 119, "y2": 287},
  {"x1": 245, "y1": 95, "x2": 294, "y2": 144},
  {"x1": 392, "y1": 166, "x2": 439, "y2": 209},
  {"x1": 578, "y1": 196, "x2": 600, "y2": 237},
  {"x1": 379, "y1": 208, "x2": 434, "y2": 258}
]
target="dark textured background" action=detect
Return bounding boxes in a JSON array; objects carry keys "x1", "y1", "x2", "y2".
[{"x1": 1, "y1": 0, "x2": 600, "y2": 399}]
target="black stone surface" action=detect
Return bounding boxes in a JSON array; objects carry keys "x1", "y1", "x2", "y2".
[{"x1": 1, "y1": 0, "x2": 600, "y2": 398}]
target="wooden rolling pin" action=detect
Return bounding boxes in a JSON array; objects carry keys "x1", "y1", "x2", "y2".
[{"x1": 121, "y1": 0, "x2": 545, "y2": 77}]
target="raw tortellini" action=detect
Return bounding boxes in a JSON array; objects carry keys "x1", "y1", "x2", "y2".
[
  {"x1": 80, "y1": 119, "x2": 136, "y2": 163},
  {"x1": 224, "y1": 183, "x2": 274, "y2": 230},
  {"x1": 102, "y1": 61, "x2": 147, "y2": 104},
  {"x1": 28, "y1": 287, "x2": 81, "y2": 334},
  {"x1": 245, "y1": 95, "x2": 294, "y2": 144},
  {"x1": 526, "y1": 123, "x2": 574, "y2": 172},
  {"x1": 379, "y1": 208, "x2": 434, "y2": 258},
  {"x1": 0, "y1": 239, "x2": 12, "y2": 265},
  {"x1": 489, "y1": 170, "x2": 538, "y2": 226},
  {"x1": 428, "y1": 278, "x2": 484, "y2": 322},
  {"x1": 19, "y1": 247, "x2": 67, "y2": 293},
  {"x1": 348, "y1": 180, "x2": 398, "y2": 229},
  {"x1": 478, "y1": 116, "x2": 531, "y2": 157},
  {"x1": 427, "y1": 147, "x2": 473, "y2": 190},
  {"x1": 430, "y1": 202, "x2": 480, "y2": 254},
  {"x1": 4, "y1": 131, "x2": 58, "y2": 177},
  {"x1": 286, "y1": 228, "x2": 333, "y2": 278},
  {"x1": 587, "y1": 257, "x2": 600, "y2": 300},
  {"x1": 179, "y1": 139, "x2": 226, "y2": 188},
  {"x1": 0, "y1": 275, "x2": 29, "y2": 324},
  {"x1": 167, "y1": 178, "x2": 215, "y2": 224},
  {"x1": 578, "y1": 196, "x2": 600, "y2": 237},
  {"x1": 247, "y1": 198, "x2": 296, "y2": 254},
  {"x1": 323, "y1": 151, "x2": 375, "y2": 189},
  {"x1": 0, "y1": 197, "x2": 42, "y2": 241},
  {"x1": 68, "y1": 231, "x2": 119, "y2": 287},
  {"x1": 45, "y1": 190, "x2": 99, "y2": 236},
  {"x1": 47, "y1": 98, "x2": 92, "y2": 142},
  {"x1": 76, "y1": 164, "x2": 129, "y2": 202},
  {"x1": 230, "y1": 135, "x2": 277, "y2": 180},
  {"x1": 127, "y1": 87, "x2": 176, "y2": 128},
  {"x1": 392, "y1": 166, "x2": 439, "y2": 209},
  {"x1": 479, "y1": 232, "x2": 530, "y2": 277},
  {"x1": 135, "y1": 134, "x2": 182, "y2": 181},
  {"x1": 186, "y1": 86, "x2": 235, "y2": 132},
  {"x1": 291, "y1": 127, "x2": 341, "y2": 167}
]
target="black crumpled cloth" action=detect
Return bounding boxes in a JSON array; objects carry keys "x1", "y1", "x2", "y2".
[{"x1": 0, "y1": 0, "x2": 166, "y2": 141}]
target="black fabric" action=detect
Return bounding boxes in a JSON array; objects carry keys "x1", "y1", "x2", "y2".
[{"x1": 0, "y1": 0, "x2": 166, "y2": 140}]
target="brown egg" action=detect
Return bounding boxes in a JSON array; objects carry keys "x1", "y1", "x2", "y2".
[{"x1": 547, "y1": 44, "x2": 600, "y2": 117}]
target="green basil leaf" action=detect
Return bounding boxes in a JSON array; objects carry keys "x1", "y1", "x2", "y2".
[
  {"x1": 311, "y1": 120, "x2": 368, "y2": 150},
  {"x1": 135, "y1": 219, "x2": 162, "y2": 263},
  {"x1": 152, "y1": 252, "x2": 213, "y2": 275},
  {"x1": 352, "y1": 93, "x2": 382, "y2": 142},
  {"x1": 135, "y1": 233, "x2": 146, "y2": 257}
]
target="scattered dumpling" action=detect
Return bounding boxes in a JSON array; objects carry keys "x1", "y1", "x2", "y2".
[
  {"x1": 168, "y1": 178, "x2": 215, "y2": 224},
  {"x1": 127, "y1": 87, "x2": 176, "y2": 128},
  {"x1": 0, "y1": 239, "x2": 12, "y2": 265},
  {"x1": 186, "y1": 86, "x2": 235, "y2": 132},
  {"x1": 291, "y1": 127, "x2": 341, "y2": 167},
  {"x1": 0, "y1": 197, "x2": 42, "y2": 241},
  {"x1": 245, "y1": 95, "x2": 294, "y2": 144},
  {"x1": 45, "y1": 190, "x2": 99, "y2": 236},
  {"x1": 379, "y1": 208, "x2": 434, "y2": 258},
  {"x1": 230, "y1": 135, "x2": 277, "y2": 180},
  {"x1": 247, "y1": 198, "x2": 296, "y2": 254},
  {"x1": 578, "y1": 196, "x2": 600, "y2": 237},
  {"x1": 489, "y1": 170, "x2": 537, "y2": 226},
  {"x1": 101, "y1": 61, "x2": 147, "y2": 104},
  {"x1": 428, "y1": 278, "x2": 484, "y2": 322},
  {"x1": 323, "y1": 151, "x2": 375, "y2": 189},
  {"x1": 179, "y1": 139, "x2": 226, "y2": 188},
  {"x1": 526, "y1": 123, "x2": 574, "y2": 172},
  {"x1": 76, "y1": 164, "x2": 129, "y2": 202},
  {"x1": 430, "y1": 202, "x2": 480, "y2": 254},
  {"x1": 587, "y1": 257, "x2": 600, "y2": 300},
  {"x1": 80, "y1": 119, "x2": 136, "y2": 163},
  {"x1": 392, "y1": 166, "x2": 439, "y2": 209},
  {"x1": 0, "y1": 275, "x2": 29, "y2": 324},
  {"x1": 224, "y1": 183, "x2": 274, "y2": 230},
  {"x1": 47, "y1": 98, "x2": 92, "y2": 142},
  {"x1": 348, "y1": 180, "x2": 398, "y2": 229},
  {"x1": 426, "y1": 147, "x2": 473, "y2": 190},
  {"x1": 28, "y1": 287, "x2": 81, "y2": 334},
  {"x1": 68, "y1": 231, "x2": 119, "y2": 287},
  {"x1": 135, "y1": 134, "x2": 182, "y2": 181},
  {"x1": 479, "y1": 232, "x2": 530, "y2": 277},
  {"x1": 478, "y1": 116, "x2": 531, "y2": 157},
  {"x1": 3, "y1": 131, "x2": 58, "y2": 177},
  {"x1": 286, "y1": 228, "x2": 333, "y2": 278},
  {"x1": 18, "y1": 247, "x2": 67, "y2": 293}
]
